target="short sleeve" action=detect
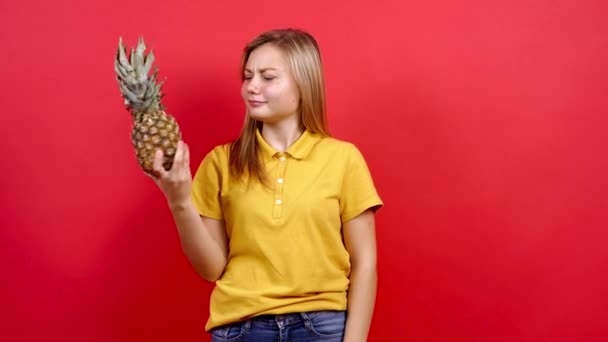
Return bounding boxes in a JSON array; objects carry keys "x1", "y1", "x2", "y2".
[
  {"x1": 191, "y1": 146, "x2": 224, "y2": 220},
  {"x1": 340, "y1": 144, "x2": 384, "y2": 222}
]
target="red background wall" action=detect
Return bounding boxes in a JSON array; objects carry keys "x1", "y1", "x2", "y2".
[{"x1": 1, "y1": 0, "x2": 607, "y2": 341}]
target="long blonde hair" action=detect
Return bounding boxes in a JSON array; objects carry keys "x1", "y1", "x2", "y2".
[{"x1": 229, "y1": 28, "x2": 331, "y2": 183}]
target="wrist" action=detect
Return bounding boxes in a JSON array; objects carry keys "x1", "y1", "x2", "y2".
[{"x1": 168, "y1": 199, "x2": 193, "y2": 213}]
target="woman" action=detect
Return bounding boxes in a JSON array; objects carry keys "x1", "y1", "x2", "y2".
[{"x1": 150, "y1": 28, "x2": 383, "y2": 342}]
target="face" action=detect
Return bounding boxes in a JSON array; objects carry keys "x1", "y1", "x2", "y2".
[{"x1": 241, "y1": 44, "x2": 301, "y2": 124}]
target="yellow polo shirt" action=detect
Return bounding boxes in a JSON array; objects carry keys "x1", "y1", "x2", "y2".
[{"x1": 191, "y1": 129, "x2": 383, "y2": 331}]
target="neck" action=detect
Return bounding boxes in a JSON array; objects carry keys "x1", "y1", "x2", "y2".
[{"x1": 261, "y1": 116, "x2": 304, "y2": 152}]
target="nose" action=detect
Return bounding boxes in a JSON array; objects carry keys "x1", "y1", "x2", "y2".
[{"x1": 245, "y1": 76, "x2": 260, "y2": 94}]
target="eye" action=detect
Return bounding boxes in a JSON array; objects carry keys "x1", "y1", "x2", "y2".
[
  {"x1": 263, "y1": 76, "x2": 276, "y2": 81},
  {"x1": 243, "y1": 75, "x2": 252, "y2": 80}
]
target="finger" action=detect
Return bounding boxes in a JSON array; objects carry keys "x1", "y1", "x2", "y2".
[
  {"x1": 173, "y1": 141, "x2": 184, "y2": 170},
  {"x1": 152, "y1": 149, "x2": 168, "y2": 177},
  {"x1": 183, "y1": 143, "x2": 190, "y2": 170}
]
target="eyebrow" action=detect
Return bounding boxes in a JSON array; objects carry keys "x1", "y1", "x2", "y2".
[{"x1": 244, "y1": 67, "x2": 279, "y2": 73}]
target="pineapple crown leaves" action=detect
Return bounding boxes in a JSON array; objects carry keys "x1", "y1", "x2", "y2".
[{"x1": 114, "y1": 36, "x2": 166, "y2": 116}]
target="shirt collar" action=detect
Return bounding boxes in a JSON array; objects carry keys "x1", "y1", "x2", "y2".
[{"x1": 256, "y1": 128, "x2": 322, "y2": 162}]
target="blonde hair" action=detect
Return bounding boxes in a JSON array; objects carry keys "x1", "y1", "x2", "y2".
[{"x1": 229, "y1": 28, "x2": 331, "y2": 183}]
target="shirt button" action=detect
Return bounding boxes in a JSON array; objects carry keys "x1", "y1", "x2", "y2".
[
  {"x1": 277, "y1": 178, "x2": 284, "y2": 184},
  {"x1": 275, "y1": 199, "x2": 282, "y2": 205},
  {"x1": 280, "y1": 156, "x2": 286, "y2": 161}
]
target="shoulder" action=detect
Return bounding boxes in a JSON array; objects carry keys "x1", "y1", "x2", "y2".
[
  {"x1": 317, "y1": 136, "x2": 355, "y2": 151},
  {"x1": 201, "y1": 142, "x2": 231, "y2": 162},
  {"x1": 317, "y1": 136, "x2": 366, "y2": 161},
  {"x1": 195, "y1": 142, "x2": 232, "y2": 175}
]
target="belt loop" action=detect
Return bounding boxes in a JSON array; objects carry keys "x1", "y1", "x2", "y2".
[{"x1": 243, "y1": 319, "x2": 252, "y2": 330}]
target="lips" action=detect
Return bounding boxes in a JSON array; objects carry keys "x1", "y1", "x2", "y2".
[{"x1": 248, "y1": 100, "x2": 267, "y2": 107}]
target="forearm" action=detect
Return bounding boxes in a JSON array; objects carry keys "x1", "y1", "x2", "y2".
[
  {"x1": 169, "y1": 201, "x2": 227, "y2": 282},
  {"x1": 344, "y1": 264, "x2": 377, "y2": 342}
]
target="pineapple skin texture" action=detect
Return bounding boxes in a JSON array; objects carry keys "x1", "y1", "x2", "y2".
[{"x1": 131, "y1": 110, "x2": 181, "y2": 175}]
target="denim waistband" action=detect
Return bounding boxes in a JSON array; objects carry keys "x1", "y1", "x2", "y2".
[
  {"x1": 248, "y1": 312, "x2": 307, "y2": 327},
  {"x1": 244, "y1": 311, "x2": 343, "y2": 328}
]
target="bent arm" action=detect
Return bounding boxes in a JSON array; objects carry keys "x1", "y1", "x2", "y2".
[{"x1": 170, "y1": 202, "x2": 228, "y2": 282}]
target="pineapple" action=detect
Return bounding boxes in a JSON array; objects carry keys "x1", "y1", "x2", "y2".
[{"x1": 114, "y1": 36, "x2": 181, "y2": 176}]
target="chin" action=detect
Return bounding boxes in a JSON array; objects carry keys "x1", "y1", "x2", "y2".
[
  {"x1": 248, "y1": 107, "x2": 296, "y2": 125},
  {"x1": 248, "y1": 110, "x2": 278, "y2": 123}
]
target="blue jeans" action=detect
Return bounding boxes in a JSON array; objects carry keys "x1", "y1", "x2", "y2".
[{"x1": 210, "y1": 310, "x2": 346, "y2": 342}]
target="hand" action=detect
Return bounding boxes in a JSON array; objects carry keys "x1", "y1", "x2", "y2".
[{"x1": 148, "y1": 141, "x2": 193, "y2": 210}]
